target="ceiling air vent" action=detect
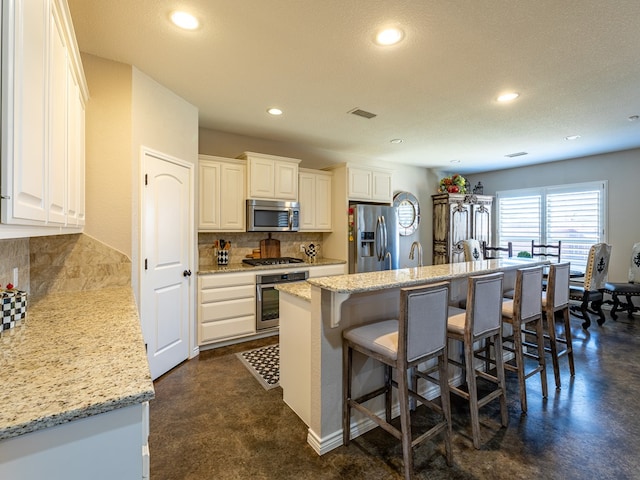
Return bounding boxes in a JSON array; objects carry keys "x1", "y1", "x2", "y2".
[
  {"x1": 348, "y1": 108, "x2": 377, "y2": 119},
  {"x1": 505, "y1": 151, "x2": 528, "y2": 158}
]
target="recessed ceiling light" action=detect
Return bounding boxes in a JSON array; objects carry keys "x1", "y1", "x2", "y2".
[
  {"x1": 375, "y1": 27, "x2": 404, "y2": 46},
  {"x1": 390, "y1": 138, "x2": 403, "y2": 144},
  {"x1": 450, "y1": 159, "x2": 461, "y2": 164},
  {"x1": 171, "y1": 11, "x2": 199, "y2": 30},
  {"x1": 565, "y1": 135, "x2": 581, "y2": 140},
  {"x1": 267, "y1": 108, "x2": 283, "y2": 116},
  {"x1": 497, "y1": 92, "x2": 520, "y2": 102}
]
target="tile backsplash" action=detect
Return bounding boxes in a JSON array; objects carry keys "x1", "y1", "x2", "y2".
[
  {"x1": 198, "y1": 232, "x2": 324, "y2": 268},
  {"x1": 0, "y1": 238, "x2": 30, "y2": 293},
  {"x1": 29, "y1": 233, "x2": 131, "y2": 299}
]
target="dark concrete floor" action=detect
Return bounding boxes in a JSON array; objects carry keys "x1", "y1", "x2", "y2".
[{"x1": 149, "y1": 312, "x2": 640, "y2": 479}]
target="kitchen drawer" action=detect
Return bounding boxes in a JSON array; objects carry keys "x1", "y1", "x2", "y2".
[
  {"x1": 200, "y1": 315, "x2": 255, "y2": 343},
  {"x1": 200, "y1": 284, "x2": 254, "y2": 303},
  {"x1": 200, "y1": 297, "x2": 255, "y2": 322},
  {"x1": 199, "y1": 271, "x2": 255, "y2": 289}
]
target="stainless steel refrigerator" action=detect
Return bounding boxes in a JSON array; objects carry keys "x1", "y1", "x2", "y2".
[{"x1": 348, "y1": 203, "x2": 399, "y2": 273}]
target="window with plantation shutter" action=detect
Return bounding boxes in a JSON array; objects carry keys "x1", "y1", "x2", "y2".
[{"x1": 496, "y1": 181, "x2": 606, "y2": 272}]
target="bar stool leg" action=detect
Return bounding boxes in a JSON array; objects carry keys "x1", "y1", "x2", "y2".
[
  {"x1": 512, "y1": 323, "x2": 528, "y2": 413},
  {"x1": 563, "y1": 308, "x2": 576, "y2": 377},
  {"x1": 493, "y1": 333, "x2": 509, "y2": 427},
  {"x1": 397, "y1": 368, "x2": 413, "y2": 480},
  {"x1": 546, "y1": 311, "x2": 562, "y2": 389},
  {"x1": 535, "y1": 318, "x2": 548, "y2": 399},
  {"x1": 464, "y1": 338, "x2": 482, "y2": 449},
  {"x1": 342, "y1": 343, "x2": 352, "y2": 445},
  {"x1": 438, "y1": 353, "x2": 453, "y2": 465}
]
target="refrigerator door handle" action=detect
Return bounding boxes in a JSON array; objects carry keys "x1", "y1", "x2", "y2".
[
  {"x1": 380, "y1": 215, "x2": 388, "y2": 254},
  {"x1": 375, "y1": 216, "x2": 383, "y2": 260}
]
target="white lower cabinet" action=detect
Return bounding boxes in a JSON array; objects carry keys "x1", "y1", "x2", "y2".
[
  {"x1": 198, "y1": 272, "x2": 256, "y2": 345},
  {"x1": 0, "y1": 402, "x2": 149, "y2": 480}
]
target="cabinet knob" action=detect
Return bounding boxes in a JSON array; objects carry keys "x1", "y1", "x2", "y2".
[{"x1": 183, "y1": 269, "x2": 192, "y2": 277}]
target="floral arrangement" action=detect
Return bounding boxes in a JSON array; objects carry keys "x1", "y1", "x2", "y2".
[{"x1": 439, "y1": 173, "x2": 467, "y2": 193}]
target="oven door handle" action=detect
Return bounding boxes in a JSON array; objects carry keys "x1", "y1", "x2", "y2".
[{"x1": 256, "y1": 283, "x2": 279, "y2": 302}]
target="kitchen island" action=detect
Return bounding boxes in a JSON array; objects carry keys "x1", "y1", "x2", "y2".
[
  {"x1": 277, "y1": 258, "x2": 548, "y2": 455},
  {"x1": 0, "y1": 287, "x2": 154, "y2": 479}
]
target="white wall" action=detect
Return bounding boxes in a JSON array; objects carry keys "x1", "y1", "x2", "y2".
[
  {"x1": 464, "y1": 148, "x2": 640, "y2": 281},
  {"x1": 130, "y1": 68, "x2": 198, "y2": 304}
]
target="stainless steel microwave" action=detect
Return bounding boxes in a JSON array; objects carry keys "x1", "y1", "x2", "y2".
[{"x1": 246, "y1": 199, "x2": 300, "y2": 232}]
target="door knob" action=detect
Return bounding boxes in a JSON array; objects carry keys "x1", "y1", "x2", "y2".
[{"x1": 183, "y1": 269, "x2": 192, "y2": 277}]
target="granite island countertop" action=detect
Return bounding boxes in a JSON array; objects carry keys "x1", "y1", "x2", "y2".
[
  {"x1": 198, "y1": 257, "x2": 345, "y2": 274},
  {"x1": 0, "y1": 287, "x2": 155, "y2": 441},
  {"x1": 276, "y1": 281, "x2": 312, "y2": 301},
  {"x1": 306, "y1": 258, "x2": 549, "y2": 294}
]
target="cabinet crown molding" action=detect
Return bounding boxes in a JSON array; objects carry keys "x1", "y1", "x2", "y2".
[{"x1": 238, "y1": 152, "x2": 301, "y2": 165}]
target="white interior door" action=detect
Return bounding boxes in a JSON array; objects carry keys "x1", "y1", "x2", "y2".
[{"x1": 141, "y1": 149, "x2": 193, "y2": 380}]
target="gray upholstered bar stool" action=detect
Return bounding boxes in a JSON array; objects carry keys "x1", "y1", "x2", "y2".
[
  {"x1": 446, "y1": 272, "x2": 508, "y2": 449},
  {"x1": 342, "y1": 282, "x2": 453, "y2": 480},
  {"x1": 542, "y1": 262, "x2": 574, "y2": 389},
  {"x1": 500, "y1": 265, "x2": 547, "y2": 414}
]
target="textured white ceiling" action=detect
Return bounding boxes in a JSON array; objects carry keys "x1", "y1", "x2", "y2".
[{"x1": 67, "y1": 0, "x2": 640, "y2": 173}]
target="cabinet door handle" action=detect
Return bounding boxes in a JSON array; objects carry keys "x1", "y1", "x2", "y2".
[{"x1": 183, "y1": 269, "x2": 192, "y2": 277}]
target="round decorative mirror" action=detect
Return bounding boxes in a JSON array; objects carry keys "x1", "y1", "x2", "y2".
[{"x1": 393, "y1": 191, "x2": 420, "y2": 236}]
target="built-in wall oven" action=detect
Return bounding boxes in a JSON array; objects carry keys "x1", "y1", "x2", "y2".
[{"x1": 255, "y1": 270, "x2": 309, "y2": 330}]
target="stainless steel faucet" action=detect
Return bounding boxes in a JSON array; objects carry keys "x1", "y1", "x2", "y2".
[
  {"x1": 409, "y1": 241, "x2": 423, "y2": 267},
  {"x1": 384, "y1": 251, "x2": 393, "y2": 270}
]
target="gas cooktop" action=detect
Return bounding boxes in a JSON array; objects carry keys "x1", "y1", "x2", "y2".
[{"x1": 242, "y1": 257, "x2": 305, "y2": 266}]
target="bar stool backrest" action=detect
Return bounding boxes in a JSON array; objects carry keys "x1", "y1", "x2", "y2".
[
  {"x1": 515, "y1": 266, "x2": 543, "y2": 321},
  {"x1": 466, "y1": 272, "x2": 504, "y2": 338},
  {"x1": 548, "y1": 262, "x2": 571, "y2": 309},
  {"x1": 402, "y1": 282, "x2": 450, "y2": 364}
]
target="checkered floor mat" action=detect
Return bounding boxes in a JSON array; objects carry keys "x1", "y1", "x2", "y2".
[{"x1": 236, "y1": 344, "x2": 280, "y2": 390}]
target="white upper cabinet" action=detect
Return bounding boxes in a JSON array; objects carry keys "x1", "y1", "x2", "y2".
[
  {"x1": 198, "y1": 155, "x2": 246, "y2": 232},
  {"x1": 298, "y1": 168, "x2": 332, "y2": 232},
  {"x1": 347, "y1": 166, "x2": 393, "y2": 203},
  {"x1": 1, "y1": 0, "x2": 87, "y2": 228},
  {"x1": 240, "y1": 152, "x2": 301, "y2": 201}
]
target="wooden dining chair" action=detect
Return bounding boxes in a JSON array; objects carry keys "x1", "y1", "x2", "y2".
[
  {"x1": 462, "y1": 239, "x2": 483, "y2": 261},
  {"x1": 603, "y1": 241, "x2": 640, "y2": 319},
  {"x1": 482, "y1": 241, "x2": 513, "y2": 259},
  {"x1": 569, "y1": 243, "x2": 612, "y2": 329},
  {"x1": 531, "y1": 240, "x2": 562, "y2": 262},
  {"x1": 343, "y1": 282, "x2": 453, "y2": 479}
]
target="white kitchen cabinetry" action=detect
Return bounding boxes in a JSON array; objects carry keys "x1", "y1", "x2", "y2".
[
  {"x1": 198, "y1": 272, "x2": 256, "y2": 345},
  {"x1": 307, "y1": 263, "x2": 345, "y2": 277},
  {"x1": 198, "y1": 155, "x2": 245, "y2": 232},
  {"x1": 1, "y1": 0, "x2": 87, "y2": 228},
  {"x1": 347, "y1": 166, "x2": 393, "y2": 203},
  {"x1": 298, "y1": 168, "x2": 332, "y2": 232},
  {"x1": 0, "y1": 402, "x2": 149, "y2": 480},
  {"x1": 239, "y1": 151, "x2": 301, "y2": 201}
]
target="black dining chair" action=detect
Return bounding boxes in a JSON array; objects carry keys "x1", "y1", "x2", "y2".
[
  {"x1": 602, "y1": 242, "x2": 640, "y2": 320},
  {"x1": 531, "y1": 240, "x2": 561, "y2": 263},
  {"x1": 482, "y1": 241, "x2": 513, "y2": 259}
]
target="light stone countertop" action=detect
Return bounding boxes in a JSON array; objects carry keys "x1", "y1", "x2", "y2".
[
  {"x1": 306, "y1": 258, "x2": 549, "y2": 294},
  {"x1": 0, "y1": 287, "x2": 155, "y2": 441},
  {"x1": 276, "y1": 281, "x2": 312, "y2": 301},
  {"x1": 198, "y1": 257, "x2": 345, "y2": 275}
]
